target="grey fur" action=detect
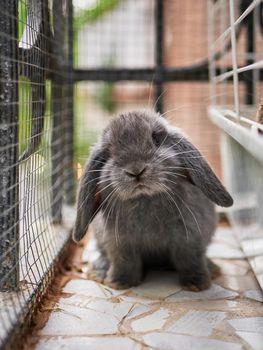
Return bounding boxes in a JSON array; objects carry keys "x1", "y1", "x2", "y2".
[{"x1": 72, "y1": 111, "x2": 233, "y2": 290}]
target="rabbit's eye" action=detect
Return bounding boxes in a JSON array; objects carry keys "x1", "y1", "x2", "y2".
[{"x1": 152, "y1": 131, "x2": 163, "y2": 147}]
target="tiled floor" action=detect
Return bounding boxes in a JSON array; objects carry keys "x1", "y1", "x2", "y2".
[{"x1": 35, "y1": 227, "x2": 263, "y2": 350}]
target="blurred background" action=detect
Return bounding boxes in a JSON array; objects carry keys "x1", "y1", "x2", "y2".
[
  {"x1": 74, "y1": 0, "x2": 223, "y2": 175},
  {"x1": 73, "y1": 0, "x2": 262, "y2": 179}
]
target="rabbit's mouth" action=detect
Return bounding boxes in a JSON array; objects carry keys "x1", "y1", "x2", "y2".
[
  {"x1": 135, "y1": 183, "x2": 146, "y2": 189},
  {"x1": 132, "y1": 182, "x2": 157, "y2": 196},
  {"x1": 133, "y1": 183, "x2": 148, "y2": 193}
]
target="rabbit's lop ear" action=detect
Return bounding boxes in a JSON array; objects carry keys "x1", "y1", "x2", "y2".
[
  {"x1": 72, "y1": 146, "x2": 108, "y2": 242},
  {"x1": 171, "y1": 132, "x2": 233, "y2": 207}
]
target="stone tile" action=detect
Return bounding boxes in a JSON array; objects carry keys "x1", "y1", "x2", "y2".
[
  {"x1": 175, "y1": 299, "x2": 239, "y2": 312},
  {"x1": 217, "y1": 272, "x2": 260, "y2": 292},
  {"x1": 228, "y1": 317, "x2": 263, "y2": 333},
  {"x1": 125, "y1": 304, "x2": 151, "y2": 319},
  {"x1": 132, "y1": 271, "x2": 181, "y2": 299},
  {"x1": 63, "y1": 279, "x2": 107, "y2": 298},
  {"x1": 244, "y1": 290, "x2": 263, "y2": 302},
  {"x1": 241, "y1": 239, "x2": 263, "y2": 257},
  {"x1": 36, "y1": 336, "x2": 141, "y2": 350},
  {"x1": 214, "y1": 259, "x2": 249, "y2": 276},
  {"x1": 62, "y1": 279, "x2": 124, "y2": 298},
  {"x1": 236, "y1": 331, "x2": 263, "y2": 350},
  {"x1": 168, "y1": 310, "x2": 226, "y2": 336},
  {"x1": 207, "y1": 242, "x2": 245, "y2": 259},
  {"x1": 237, "y1": 225, "x2": 263, "y2": 241},
  {"x1": 35, "y1": 228, "x2": 262, "y2": 350},
  {"x1": 166, "y1": 284, "x2": 238, "y2": 301},
  {"x1": 214, "y1": 228, "x2": 240, "y2": 248},
  {"x1": 60, "y1": 295, "x2": 133, "y2": 320},
  {"x1": 143, "y1": 332, "x2": 243, "y2": 350},
  {"x1": 231, "y1": 259, "x2": 251, "y2": 269},
  {"x1": 119, "y1": 295, "x2": 156, "y2": 305},
  {"x1": 256, "y1": 273, "x2": 263, "y2": 291},
  {"x1": 131, "y1": 308, "x2": 170, "y2": 332},
  {"x1": 250, "y1": 256, "x2": 263, "y2": 274},
  {"x1": 41, "y1": 303, "x2": 126, "y2": 336}
]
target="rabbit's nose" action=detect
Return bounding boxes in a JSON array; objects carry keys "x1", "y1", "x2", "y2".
[{"x1": 124, "y1": 166, "x2": 146, "y2": 180}]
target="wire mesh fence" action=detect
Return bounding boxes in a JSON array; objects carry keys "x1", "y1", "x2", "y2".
[
  {"x1": 208, "y1": 0, "x2": 263, "y2": 289},
  {"x1": 0, "y1": 0, "x2": 75, "y2": 348}
]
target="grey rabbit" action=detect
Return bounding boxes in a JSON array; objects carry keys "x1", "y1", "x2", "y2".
[{"x1": 73, "y1": 110, "x2": 233, "y2": 291}]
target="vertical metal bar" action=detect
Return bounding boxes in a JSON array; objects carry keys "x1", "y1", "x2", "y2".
[
  {"x1": 64, "y1": 0, "x2": 76, "y2": 205},
  {"x1": 229, "y1": 0, "x2": 240, "y2": 119},
  {"x1": 0, "y1": 0, "x2": 19, "y2": 290},
  {"x1": 245, "y1": 8, "x2": 255, "y2": 105},
  {"x1": 51, "y1": 84, "x2": 63, "y2": 223},
  {"x1": 51, "y1": 0, "x2": 64, "y2": 223},
  {"x1": 208, "y1": 0, "x2": 216, "y2": 105},
  {"x1": 154, "y1": 0, "x2": 164, "y2": 113}
]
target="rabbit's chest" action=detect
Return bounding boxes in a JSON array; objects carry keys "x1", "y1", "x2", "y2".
[{"x1": 110, "y1": 196, "x2": 178, "y2": 251}]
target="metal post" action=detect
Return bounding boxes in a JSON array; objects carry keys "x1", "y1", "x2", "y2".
[
  {"x1": 245, "y1": 9, "x2": 255, "y2": 105},
  {"x1": 51, "y1": 0, "x2": 64, "y2": 223},
  {"x1": 0, "y1": 0, "x2": 19, "y2": 290},
  {"x1": 154, "y1": 0, "x2": 164, "y2": 113},
  {"x1": 64, "y1": 0, "x2": 76, "y2": 205}
]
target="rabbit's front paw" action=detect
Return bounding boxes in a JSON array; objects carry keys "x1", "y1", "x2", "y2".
[
  {"x1": 105, "y1": 264, "x2": 143, "y2": 289},
  {"x1": 179, "y1": 272, "x2": 211, "y2": 291}
]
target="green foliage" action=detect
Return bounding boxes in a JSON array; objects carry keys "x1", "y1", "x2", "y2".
[
  {"x1": 96, "y1": 83, "x2": 117, "y2": 113},
  {"x1": 18, "y1": 79, "x2": 52, "y2": 156},
  {"x1": 74, "y1": 0, "x2": 121, "y2": 32},
  {"x1": 19, "y1": 77, "x2": 32, "y2": 154},
  {"x1": 18, "y1": 0, "x2": 27, "y2": 39},
  {"x1": 74, "y1": 133, "x2": 98, "y2": 166},
  {"x1": 74, "y1": 87, "x2": 99, "y2": 165}
]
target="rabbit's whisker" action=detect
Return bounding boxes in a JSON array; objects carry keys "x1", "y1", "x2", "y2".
[
  {"x1": 161, "y1": 178, "x2": 202, "y2": 237},
  {"x1": 160, "y1": 106, "x2": 190, "y2": 118},
  {"x1": 103, "y1": 189, "x2": 119, "y2": 243},
  {"x1": 98, "y1": 181, "x2": 120, "y2": 194},
  {"x1": 161, "y1": 171, "x2": 186, "y2": 179},
  {"x1": 156, "y1": 150, "x2": 204, "y2": 164},
  {"x1": 154, "y1": 134, "x2": 186, "y2": 160},
  {"x1": 154, "y1": 147, "x2": 199, "y2": 164},
  {"x1": 97, "y1": 176, "x2": 122, "y2": 185},
  {"x1": 177, "y1": 155, "x2": 205, "y2": 160},
  {"x1": 147, "y1": 74, "x2": 155, "y2": 108},
  {"x1": 92, "y1": 159, "x2": 107, "y2": 165},
  {"x1": 151, "y1": 132, "x2": 170, "y2": 159},
  {"x1": 155, "y1": 141, "x2": 177, "y2": 158},
  {"x1": 165, "y1": 165, "x2": 197, "y2": 172},
  {"x1": 158, "y1": 182, "x2": 189, "y2": 241},
  {"x1": 173, "y1": 191, "x2": 202, "y2": 237},
  {"x1": 81, "y1": 175, "x2": 109, "y2": 187},
  {"x1": 114, "y1": 198, "x2": 121, "y2": 247},
  {"x1": 153, "y1": 87, "x2": 168, "y2": 112},
  {"x1": 89, "y1": 187, "x2": 120, "y2": 227},
  {"x1": 79, "y1": 186, "x2": 119, "y2": 234},
  {"x1": 86, "y1": 169, "x2": 106, "y2": 173}
]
